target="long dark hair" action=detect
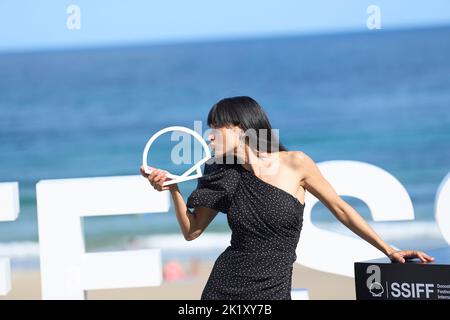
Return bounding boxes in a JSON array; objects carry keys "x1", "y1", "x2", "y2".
[{"x1": 207, "y1": 96, "x2": 288, "y2": 153}]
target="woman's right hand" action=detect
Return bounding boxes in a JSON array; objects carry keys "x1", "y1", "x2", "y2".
[{"x1": 140, "y1": 165, "x2": 176, "y2": 191}]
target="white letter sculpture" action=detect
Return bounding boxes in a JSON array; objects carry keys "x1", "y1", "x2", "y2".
[
  {"x1": 436, "y1": 172, "x2": 450, "y2": 245},
  {"x1": 0, "y1": 182, "x2": 20, "y2": 295},
  {"x1": 36, "y1": 175, "x2": 168, "y2": 299},
  {"x1": 297, "y1": 161, "x2": 414, "y2": 277}
]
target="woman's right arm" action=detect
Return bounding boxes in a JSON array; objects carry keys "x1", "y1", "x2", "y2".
[
  {"x1": 169, "y1": 185, "x2": 219, "y2": 241},
  {"x1": 140, "y1": 166, "x2": 218, "y2": 241}
]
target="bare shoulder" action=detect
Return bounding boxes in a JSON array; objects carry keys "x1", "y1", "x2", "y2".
[
  {"x1": 285, "y1": 150, "x2": 315, "y2": 169},
  {"x1": 284, "y1": 151, "x2": 319, "y2": 185}
]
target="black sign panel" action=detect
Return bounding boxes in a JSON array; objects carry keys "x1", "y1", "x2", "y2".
[{"x1": 354, "y1": 247, "x2": 450, "y2": 300}]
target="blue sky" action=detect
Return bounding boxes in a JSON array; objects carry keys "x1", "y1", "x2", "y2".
[{"x1": 0, "y1": 0, "x2": 449, "y2": 52}]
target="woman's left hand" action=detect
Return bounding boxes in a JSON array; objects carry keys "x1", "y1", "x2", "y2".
[{"x1": 388, "y1": 250, "x2": 435, "y2": 263}]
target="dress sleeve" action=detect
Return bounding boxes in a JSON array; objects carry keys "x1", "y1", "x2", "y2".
[{"x1": 186, "y1": 161, "x2": 240, "y2": 214}]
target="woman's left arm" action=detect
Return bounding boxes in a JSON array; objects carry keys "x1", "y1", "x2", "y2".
[{"x1": 296, "y1": 151, "x2": 435, "y2": 264}]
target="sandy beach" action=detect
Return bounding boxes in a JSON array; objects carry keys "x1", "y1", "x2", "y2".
[{"x1": 0, "y1": 262, "x2": 355, "y2": 300}]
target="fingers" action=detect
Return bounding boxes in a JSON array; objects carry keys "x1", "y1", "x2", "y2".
[
  {"x1": 395, "y1": 250, "x2": 435, "y2": 263},
  {"x1": 149, "y1": 168, "x2": 158, "y2": 179},
  {"x1": 418, "y1": 251, "x2": 435, "y2": 263},
  {"x1": 402, "y1": 250, "x2": 420, "y2": 259},
  {"x1": 406, "y1": 250, "x2": 434, "y2": 263},
  {"x1": 140, "y1": 166, "x2": 175, "y2": 191},
  {"x1": 403, "y1": 250, "x2": 416, "y2": 258},
  {"x1": 396, "y1": 254, "x2": 406, "y2": 264},
  {"x1": 154, "y1": 170, "x2": 167, "y2": 190},
  {"x1": 149, "y1": 169, "x2": 162, "y2": 189},
  {"x1": 139, "y1": 165, "x2": 154, "y2": 177},
  {"x1": 388, "y1": 252, "x2": 405, "y2": 263},
  {"x1": 417, "y1": 252, "x2": 427, "y2": 263},
  {"x1": 147, "y1": 169, "x2": 169, "y2": 191}
]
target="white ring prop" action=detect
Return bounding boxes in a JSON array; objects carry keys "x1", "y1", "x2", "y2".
[{"x1": 142, "y1": 126, "x2": 212, "y2": 186}]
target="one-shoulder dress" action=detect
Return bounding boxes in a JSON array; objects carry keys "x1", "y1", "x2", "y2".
[{"x1": 186, "y1": 157, "x2": 305, "y2": 300}]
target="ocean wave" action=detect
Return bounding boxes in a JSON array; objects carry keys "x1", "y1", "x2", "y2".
[{"x1": 0, "y1": 241, "x2": 40, "y2": 258}]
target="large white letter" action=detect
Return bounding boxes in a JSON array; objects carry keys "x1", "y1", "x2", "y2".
[
  {"x1": 0, "y1": 182, "x2": 20, "y2": 295},
  {"x1": 36, "y1": 175, "x2": 167, "y2": 299},
  {"x1": 435, "y1": 172, "x2": 450, "y2": 245},
  {"x1": 297, "y1": 161, "x2": 414, "y2": 277}
]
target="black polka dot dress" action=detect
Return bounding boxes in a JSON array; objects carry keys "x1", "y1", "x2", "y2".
[{"x1": 187, "y1": 157, "x2": 305, "y2": 300}]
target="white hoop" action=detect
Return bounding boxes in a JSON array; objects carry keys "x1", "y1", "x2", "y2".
[{"x1": 142, "y1": 126, "x2": 212, "y2": 186}]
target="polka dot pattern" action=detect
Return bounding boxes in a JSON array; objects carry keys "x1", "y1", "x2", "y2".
[{"x1": 187, "y1": 159, "x2": 305, "y2": 300}]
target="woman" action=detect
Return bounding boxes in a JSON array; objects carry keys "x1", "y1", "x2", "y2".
[{"x1": 140, "y1": 96, "x2": 434, "y2": 300}]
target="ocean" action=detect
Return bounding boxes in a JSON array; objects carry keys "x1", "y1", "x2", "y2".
[{"x1": 1, "y1": 26, "x2": 449, "y2": 269}]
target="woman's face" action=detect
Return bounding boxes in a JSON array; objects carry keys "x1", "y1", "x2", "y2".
[{"x1": 208, "y1": 126, "x2": 240, "y2": 157}]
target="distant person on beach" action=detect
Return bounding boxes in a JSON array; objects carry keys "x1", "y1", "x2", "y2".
[
  {"x1": 163, "y1": 260, "x2": 187, "y2": 282},
  {"x1": 140, "y1": 96, "x2": 434, "y2": 300}
]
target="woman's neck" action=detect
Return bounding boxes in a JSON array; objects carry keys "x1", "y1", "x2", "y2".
[{"x1": 236, "y1": 146, "x2": 282, "y2": 176}]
